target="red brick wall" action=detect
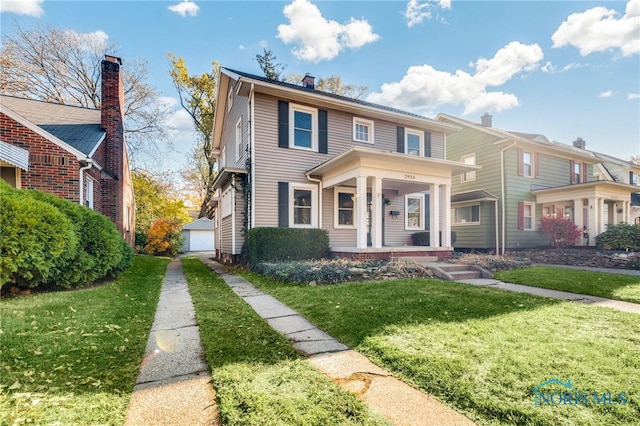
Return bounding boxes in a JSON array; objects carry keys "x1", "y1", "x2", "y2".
[{"x1": 0, "y1": 112, "x2": 86, "y2": 202}]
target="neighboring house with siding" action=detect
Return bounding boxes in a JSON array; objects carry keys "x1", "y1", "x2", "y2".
[
  {"x1": 436, "y1": 113, "x2": 638, "y2": 253},
  {"x1": 0, "y1": 55, "x2": 135, "y2": 246},
  {"x1": 210, "y1": 68, "x2": 477, "y2": 263}
]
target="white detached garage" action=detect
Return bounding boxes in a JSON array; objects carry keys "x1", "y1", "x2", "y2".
[{"x1": 181, "y1": 217, "x2": 215, "y2": 252}]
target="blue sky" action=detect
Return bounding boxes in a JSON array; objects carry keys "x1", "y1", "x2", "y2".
[{"x1": 2, "y1": 0, "x2": 639, "y2": 176}]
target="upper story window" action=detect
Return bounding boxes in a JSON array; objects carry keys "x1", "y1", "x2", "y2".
[
  {"x1": 235, "y1": 118, "x2": 242, "y2": 162},
  {"x1": 406, "y1": 130, "x2": 423, "y2": 156},
  {"x1": 334, "y1": 187, "x2": 356, "y2": 228},
  {"x1": 290, "y1": 104, "x2": 317, "y2": 150},
  {"x1": 461, "y1": 154, "x2": 476, "y2": 182},
  {"x1": 405, "y1": 194, "x2": 424, "y2": 230},
  {"x1": 522, "y1": 151, "x2": 533, "y2": 177},
  {"x1": 630, "y1": 171, "x2": 639, "y2": 186},
  {"x1": 353, "y1": 118, "x2": 374, "y2": 143},
  {"x1": 573, "y1": 161, "x2": 582, "y2": 183},
  {"x1": 227, "y1": 87, "x2": 233, "y2": 112}
]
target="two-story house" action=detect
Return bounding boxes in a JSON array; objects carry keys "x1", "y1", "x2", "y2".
[
  {"x1": 210, "y1": 68, "x2": 477, "y2": 263},
  {"x1": 437, "y1": 113, "x2": 638, "y2": 253},
  {"x1": 0, "y1": 56, "x2": 135, "y2": 246}
]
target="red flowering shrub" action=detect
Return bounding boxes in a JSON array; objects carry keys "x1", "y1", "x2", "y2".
[{"x1": 539, "y1": 216, "x2": 583, "y2": 248}]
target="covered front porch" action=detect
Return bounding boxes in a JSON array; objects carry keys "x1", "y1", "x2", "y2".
[
  {"x1": 532, "y1": 181, "x2": 639, "y2": 246},
  {"x1": 306, "y1": 147, "x2": 478, "y2": 258}
]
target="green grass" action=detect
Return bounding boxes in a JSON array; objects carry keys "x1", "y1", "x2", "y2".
[
  {"x1": 181, "y1": 257, "x2": 388, "y2": 426},
  {"x1": 0, "y1": 255, "x2": 170, "y2": 425},
  {"x1": 494, "y1": 266, "x2": 640, "y2": 304},
  {"x1": 238, "y1": 270, "x2": 640, "y2": 426}
]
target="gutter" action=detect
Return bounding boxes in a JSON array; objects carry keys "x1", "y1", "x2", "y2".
[{"x1": 79, "y1": 158, "x2": 93, "y2": 207}]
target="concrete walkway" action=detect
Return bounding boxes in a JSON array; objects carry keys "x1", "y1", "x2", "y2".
[
  {"x1": 124, "y1": 259, "x2": 219, "y2": 425},
  {"x1": 197, "y1": 254, "x2": 476, "y2": 426}
]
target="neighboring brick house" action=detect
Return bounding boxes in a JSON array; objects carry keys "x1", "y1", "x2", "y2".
[
  {"x1": 436, "y1": 113, "x2": 639, "y2": 252},
  {"x1": 210, "y1": 68, "x2": 477, "y2": 263},
  {"x1": 0, "y1": 55, "x2": 135, "y2": 246}
]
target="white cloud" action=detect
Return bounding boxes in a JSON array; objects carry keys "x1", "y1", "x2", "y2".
[
  {"x1": 277, "y1": 0, "x2": 379, "y2": 62},
  {"x1": 540, "y1": 61, "x2": 585, "y2": 74},
  {"x1": 0, "y1": 0, "x2": 44, "y2": 17},
  {"x1": 599, "y1": 90, "x2": 615, "y2": 98},
  {"x1": 168, "y1": 0, "x2": 200, "y2": 17},
  {"x1": 552, "y1": 0, "x2": 640, "y2": 56},
  {"x1": 627, "y1": 93, "x2": 640, "y2": 100},
  {"x1": 367, "y1": 41, "x2": 543, "y2": 115},
  {"x1": 64, "y1": 30, "x2": 109, "y2": 51},
  {"x1": 238, "y1": 45, "x2": 245, "y2": 50},
  {"x1": 404, "y1": 0, "x2": 451, "y2": 27}
]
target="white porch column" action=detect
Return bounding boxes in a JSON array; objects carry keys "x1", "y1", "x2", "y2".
[
  {"x1": 573, "y1": 198, "x2": 584, "y2": 245},
  {"x1": 587, "y1": 197, "x2": 599, "y2": 246},
  {"x1": 429, "y1": 183, "x2": 440, "y2": 247},
  {"x1": 371, "y1": 177, "x2": 383, "y2": 248},
  {"x1": 623, "y1": 201, "x2": 630, "y2": 223},
  {"x1": 356, "y1": 176, "x2": 368, "y2": 249},
  {"x1": 441, "y1": 184, "x2": 452, "y2": 247},
  {"x1": 599, "y1": 198, "x2": 607, "y2": 236}
]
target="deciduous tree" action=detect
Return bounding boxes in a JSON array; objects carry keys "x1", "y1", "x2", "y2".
[
  {"x1": 0, "y1": 23, "x2": 169, "y2": 164},
  {"x1": 167, "y1": 53, "x2": 218, "y2": 218},
  {"x1": 283, "y1": 73, "x2": 368, "y2": 99}
]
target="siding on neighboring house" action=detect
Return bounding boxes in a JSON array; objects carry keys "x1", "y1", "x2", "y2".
[{"x1": 220, "y1": 81, "x2": 250, "y2": 169}]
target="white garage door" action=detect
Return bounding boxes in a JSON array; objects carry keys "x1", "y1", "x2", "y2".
[{"x1": 189, "y1": 230, "x2": 215, "y2": 251}]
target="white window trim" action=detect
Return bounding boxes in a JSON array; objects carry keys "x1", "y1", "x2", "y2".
[
  {"x1": 405, "y1": 194, "x2": 424, "y2": 230},
  {"x1": 220, "y1": 146, "x2": 226, "y2": 169},
  {"x1": 289, "y1": 182, "x2": 318, "y2": 228},
  {"x1": 235, "y1": 117, "x2": 242, "y2": 163},
  {"x1": 221, "y1": 187, "x2": 233, "y2": 218},
  {"x1": 405, "y1": 128, "x2": 423, "y2": 156},
  {"x1": 352, "y1": 117, "x2": 374, "y2": 144},
  {"x1": 85, "y1": 176, "x2": 94, "y2": 209},
  {"x1": 460, "y1": 153, "x2": 477, "y2": 182},
  {"x1": 289, "y1": 103, "x2": 318, "y2": 151},
  {"x1": 334, "y1": 187, "x2": 356, "y2": 229},
  {"x1": 227, "y1": 87, "x2": 233, "y2": 112},
  {"x1": 522, "y1": 151, "x2": 534, "y2": 178},
  {"x1": 523, "y1": 201, "x2": 535, "y2": 231},
  {"x1": 452, "y1": 203, "x2": 480, "y2": 226}
]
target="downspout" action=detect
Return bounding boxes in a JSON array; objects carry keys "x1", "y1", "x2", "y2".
[
  {"x1": 495, "y1": 199, "x2": 499, "y2": 255},
  {"x1": 79, "y1": 158, "x2": 93, "y2": 206},
  {"x1": 500, "y1": 141, "x2": 517, "y2": 255},
  {"x1": 249, "y1": 83, "x2": 255, "y2": 229}
]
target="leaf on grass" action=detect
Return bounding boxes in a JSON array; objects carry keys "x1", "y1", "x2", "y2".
[
  {"x1": 8, "y1": 381, "x2": 21, "y2": 390},
  {"x1": 69, "y1": 306, "x2": 77, "y2": 313}
]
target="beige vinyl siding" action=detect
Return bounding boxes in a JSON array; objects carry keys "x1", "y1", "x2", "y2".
[
  {"x1": 252, "y1": 93, "x2": 448, "y2": 229},
  {"x1": 221, "y1": 82, "x2": 250, "y2": 169},
  {"x1": 383, "y1": 191, "x2": 414, "y2": 246},
  {"x1": 322, "y1": 188, "x2": 356, "y2": 247},
  {"x1": 430, "y1": 132, "x2": 445, "y2": 160},
  {"x1": 233, "y1": 176, "x2": 245, "y2": 253},
  {"x1": 221, "y1": 216, "x2": 233, "y2": 253}
]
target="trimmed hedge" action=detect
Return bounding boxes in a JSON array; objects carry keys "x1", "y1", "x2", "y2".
[
  {"x1": 595, "y1": 223, "x2": 640, "y2": 251},
  {"x1": 0, "y1": 181, "x2": 132, "y2": 290},
  {"x1": 247, "y1": 227, "x2": 329, "y2": 264}
]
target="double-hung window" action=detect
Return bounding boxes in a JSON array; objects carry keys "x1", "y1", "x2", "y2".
[
  {"x1": 290, "y1": 183, "x2": 318, "y2": 227},
  {"x1": 518, "y1": 201, "x2": 535, "y2": 231},
  {"x1": 523, "y1": 151, "x2": 533, "y2": 177},
  {"x1": 461, "y1": 154, "x2": 476, "y2": 182},
  {"x1": 235, "y1": 118, "x2": 242, "y2": 162},
  {"x1": 85, "y1": 177, "x2": 94, "y2": 209},
  {"x1": 353, "y1": 118, "x2": 374, "y2": 143},
  {"x1": 290, "y1": 104, "x2": 317, "y2": 150},
  {"x1": 573, "y1": 161, "x2": 582, "y2": 183},
  {"x1": 406, "y1": 130, "x2": 422, "y2": 156},
  {"x1": 405, "y1": 194, "x2": 424, "y2": 230},
  {"x1": 335, "y1": 188, "x2": 356, "y2": 228}
]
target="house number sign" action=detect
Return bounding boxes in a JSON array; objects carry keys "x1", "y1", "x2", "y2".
[{"x1": 404, "y1": 174, "x2": 416, "y2": 180}]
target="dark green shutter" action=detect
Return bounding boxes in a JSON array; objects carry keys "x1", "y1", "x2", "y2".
[
  {"x1": 278, "y1": 182, "x2": 289, "y2": 227},
  {"x1": 424, "y1": 131, "x2": 431, "y2": 157},
  {"x1": 397, "y1": 126, "x2": 405, "y2": 153},
  {"x1": 318, "y1": 109, "x2": 328, "y2": 154},
  {"x1": 278, "y1": 100, "x2": 289, "y2": 148}
]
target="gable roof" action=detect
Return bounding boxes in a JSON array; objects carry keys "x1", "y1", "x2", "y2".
[
  {"x1": 0, "y1": 95, "x2": 105, "y2": 157},
  {"x1": 436, "y1": 113, "x2": 597, "y2": 162},
  {"x1": 182, "y1": 217, "x2": 215, "y2": 230},
  {"x1": 213, "y1": 68, "x2": 459, "y2": 152}
]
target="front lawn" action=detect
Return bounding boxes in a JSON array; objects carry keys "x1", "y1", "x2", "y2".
[
  {"x1": 181, "y1": 257, "x2": 387, "y2": 425},
  {"x1": 239, "y1": 270, "x2": 640, "y2": 426},
  {"x1": 0, "y1": 256, "x2": 169, "y2": 425},
  {"x1": 494, "y1": 266, "x2": 640, "y2": 304}
]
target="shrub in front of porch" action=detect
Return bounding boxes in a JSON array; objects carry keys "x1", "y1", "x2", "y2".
[
  {"x1": 595, "y1": 223, "x2": 640, "y2": 251},
  {"x1": 538, "y1": 216, "x2": 582, "y2": 248},
  {"x1": 247, "y1": 227, "x2": 329, "y2": 263}
]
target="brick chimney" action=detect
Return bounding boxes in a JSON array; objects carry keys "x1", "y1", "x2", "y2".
[
  {"x1": 481, "y1": 113, "x2": 493, "y2": 127},
  {"x1": 101, "y1": 55, "x2": 125, "y2": 237},
  {"x1": 302, "y1": 73, "x2": 315, "y2": 89},
  {"x1": 573, "y1": 137, "x2": 586, "y2": 149}
]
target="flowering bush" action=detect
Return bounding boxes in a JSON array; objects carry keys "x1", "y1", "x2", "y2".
[{"x1": 539, "y1": 216, "x2": 583, "y2": 248}]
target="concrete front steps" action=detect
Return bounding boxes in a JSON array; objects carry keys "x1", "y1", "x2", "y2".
[{"x1": 421, "y1": 262, "x2": 493, "y2": 281}]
